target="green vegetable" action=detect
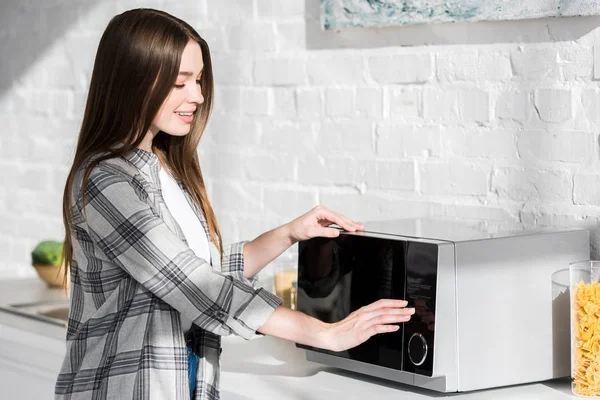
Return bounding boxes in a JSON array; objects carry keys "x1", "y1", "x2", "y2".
[{"x1": 31, "y1": 240, "x2": 64, "y2": 266}]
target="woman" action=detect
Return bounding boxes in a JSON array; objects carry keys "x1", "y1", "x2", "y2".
[{"x1": 55, "y1": 8, "x2": 414, "y2": 400}]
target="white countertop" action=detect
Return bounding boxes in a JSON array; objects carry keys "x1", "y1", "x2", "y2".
[
  {"x1": 0, "y1": 279, "x2": 580, "y2": 399},
  {"x1": 220, "y1": 335, "x2": 576, "y2": 400},
  {"x1": 0, "y1": 278, "x2": 67, "y2": 341}
]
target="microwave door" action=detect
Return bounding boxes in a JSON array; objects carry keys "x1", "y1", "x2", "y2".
[{"x1": 297, "y1": 234, "x2": 408, "y2": 371}]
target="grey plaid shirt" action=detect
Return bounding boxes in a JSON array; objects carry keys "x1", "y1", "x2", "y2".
[{"x1": 55, "y1": 149, "x2": 281, "y2": 399}]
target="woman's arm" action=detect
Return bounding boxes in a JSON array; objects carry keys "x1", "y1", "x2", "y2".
[
  {"x1": 243, "y1": 206, "x2": 364, "y2": 279},
  {"x1": 258, "y1": 300, "x2": 415, "y2": 352},
  {"x1": 79, "y1": 164, "x2": 280, "y2": 340},
  {"x1": 242, "y1": 224, "x2": 293, "y2": 279}
]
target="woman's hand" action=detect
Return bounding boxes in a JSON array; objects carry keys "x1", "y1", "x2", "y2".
[
  {"x1": 257, "y1": 300, "x2": 414, "y2": 352},
  {"x1": 320, "y1": 299, "x2": 415, "y2": 352},
  {"x1": 243, "y1": 207, "x2": 362, "y2": 279},
  {"x1": 286, "y1": 206, "x2": 365, "y2": 243}
]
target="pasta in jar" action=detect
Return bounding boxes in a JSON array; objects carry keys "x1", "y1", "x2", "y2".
[{"x1": 573, "y1": 280, "x2": 600, "y2": 397}]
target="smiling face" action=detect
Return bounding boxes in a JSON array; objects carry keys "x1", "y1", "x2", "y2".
[{"x1": 149, "y1": 40, "x2": 204, "y2": 139}]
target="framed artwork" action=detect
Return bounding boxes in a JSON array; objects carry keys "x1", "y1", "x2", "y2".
[{"x1": 322, "y1": 0, "x2": 600, "y2": 30}]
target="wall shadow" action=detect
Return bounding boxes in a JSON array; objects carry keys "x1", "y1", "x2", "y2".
[{"x1": 0, "y1": 0, "x2": 95, "y2": 96}]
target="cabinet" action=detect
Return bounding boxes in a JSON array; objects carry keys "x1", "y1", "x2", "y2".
[{"x1": 0, "y1": 312, "x2": 65, "y2": 400}]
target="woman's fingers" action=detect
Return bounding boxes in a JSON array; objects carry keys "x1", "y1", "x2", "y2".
[
  {"x1": 356, "y1": 307, "x2": 415, "y2": 322},
  {"x1": 314, "y1": 206, "x2": 364, "y2": 232},
  {"x1": 330, "y1": 299, "x2": 414, "y2": 351},
  {"x1": 364, "y1": 307, "x2": 415, "y2": 322},
  {"x1": 372, "y1": 324, "x2": 401, "y2": 335},
  {"x1": 355, "y1": 308, "x2": 414, "y2": 330},
  {"x1": 361, "y1": 298, "x2": 408, "y2": 313},
  {"x1": 365, "y1": 324, "x2": 399, "y2": 340},
  {"x1": 298, "y1": 205, "x2": 364, "y2": 240},
  {"x1": 308, "y1": 226, "x2": 340, "y2": 239},
  {"x1": 343, "y1": 300, "x2": 414, "y2": 328},
  {"x1": 356, "y1": 300, "x2": 414, "y2": 334},
  {"x1": 372, "y1": 313, "x2": 413, "y2": 325}
]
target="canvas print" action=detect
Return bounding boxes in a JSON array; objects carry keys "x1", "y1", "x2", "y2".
[{"x1": 322, "y1": 0, "x2": 600, "y2": 30}]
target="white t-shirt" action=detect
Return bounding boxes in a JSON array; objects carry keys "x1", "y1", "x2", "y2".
[{"x1": 158, "y1": 166, "x2": 211, "y2": 333}]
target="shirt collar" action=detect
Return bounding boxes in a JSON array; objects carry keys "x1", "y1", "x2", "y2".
[{"x1": 123, "y1": 147, "x2": 160, "y2": 170}]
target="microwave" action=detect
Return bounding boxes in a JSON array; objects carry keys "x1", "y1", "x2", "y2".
[{"x1": 296, "y1": 218, "x2": 589, "y2": 392}]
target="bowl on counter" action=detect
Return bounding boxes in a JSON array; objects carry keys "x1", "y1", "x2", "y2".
[{"x1": 32, "y1": 263, "x2": 67, "y2": 289}]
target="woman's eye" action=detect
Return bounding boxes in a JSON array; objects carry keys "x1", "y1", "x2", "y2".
[{"x1": 174, "y1": 84, "x2": 185, "y2": 89}]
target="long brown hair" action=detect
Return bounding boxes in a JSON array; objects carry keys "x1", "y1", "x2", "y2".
[{"x1": 62, "y1": 8, "x2": 222, "y2": 282}]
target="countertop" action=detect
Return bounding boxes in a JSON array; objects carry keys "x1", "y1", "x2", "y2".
[
  {"x1": 220, "y1": 335, "x2": 576, "y2": 399},
  {"x1": 0, "y1": 279, "x2": 580, "y2": 399},
  {"x1": 0, "y1": 278, "x2": 67, "y2": 341}
]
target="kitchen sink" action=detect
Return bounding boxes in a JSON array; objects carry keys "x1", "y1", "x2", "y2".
[{"x1": 0, "y1": 301, "x2": 69, "y2": 327}]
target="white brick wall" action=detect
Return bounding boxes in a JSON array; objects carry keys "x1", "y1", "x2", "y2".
[
  {"x1": 437, "y1": 50, "x2": 512, "y2": 82},
  {"x1": 2, "y1": 0, "x2": 600, "y2": 279},
  {"x1": 496, "y1": 91, "x2": 532, "y2": 121},
  {"x1": 368, "y1": 54, "x2": 433, "y2": 84},
  {"x1": 511, "y1": 47, "x2": 560, "y2": 80},
  {"x1": 534, "y1": 89, "x2": 574, "y2": 123}
]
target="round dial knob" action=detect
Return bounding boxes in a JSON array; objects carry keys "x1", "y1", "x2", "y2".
[{"x1": 408, "y1": 333, "x2": 428, "y2": 366}]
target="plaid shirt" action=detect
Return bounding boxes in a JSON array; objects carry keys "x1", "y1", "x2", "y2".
[{"x1": 55, "y1": 149, "x2": 281, "y2": 400}]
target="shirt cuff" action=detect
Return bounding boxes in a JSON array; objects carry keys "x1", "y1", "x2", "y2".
[{"x1": 226, "y1": 288, "x2": 283, "y2": 340}]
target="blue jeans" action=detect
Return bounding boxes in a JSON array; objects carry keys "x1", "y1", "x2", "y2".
[{"x1": 187, "y1": 344, "x2": 199, "y2": 399}]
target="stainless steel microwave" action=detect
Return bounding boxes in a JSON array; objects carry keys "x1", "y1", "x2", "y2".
[{"x1": 296, "y1": 218, "x2": 589, "y2": 392}]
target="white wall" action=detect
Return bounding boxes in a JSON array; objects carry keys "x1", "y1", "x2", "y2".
[{"x1": 1, "y1": 0, "x2": 600, "y2": 279}]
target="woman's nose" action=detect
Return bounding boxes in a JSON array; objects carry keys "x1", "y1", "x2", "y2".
[{"x1": 189, "y1": 85, "x2": 204, "y2": 105}]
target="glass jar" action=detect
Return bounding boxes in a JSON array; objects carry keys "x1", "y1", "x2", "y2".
[
  {"x1": 273, "y1": 263, "x2": 297, "y2": 309},
  {"x1": 289, "y1": 280, "x2": 297, "y2": 311},
  {"x1": 571, "y1": 261, "x2": 600, "y2": 398}
]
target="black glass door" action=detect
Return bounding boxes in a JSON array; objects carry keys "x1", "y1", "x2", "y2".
[{"x1": 297, "y1": 233, "x2": 438, "y2": 376}]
